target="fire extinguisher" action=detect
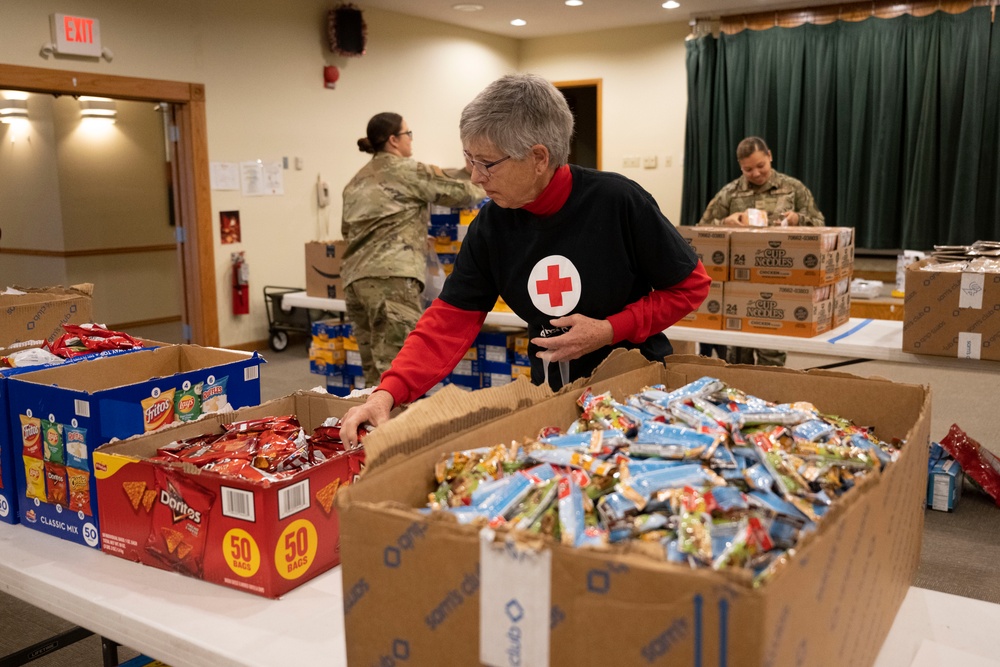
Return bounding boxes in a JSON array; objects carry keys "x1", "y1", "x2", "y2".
[{"x1": 231, "y1": 251, "x2": 250, "y2": 315}]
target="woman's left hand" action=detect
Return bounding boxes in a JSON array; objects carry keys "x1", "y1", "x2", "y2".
[
  {"x1": 782, "y1": 211, "x2": 801, "y2": 226},
  {"x1": 530, "y1": 314, "x2": 614, "y2": 362}
]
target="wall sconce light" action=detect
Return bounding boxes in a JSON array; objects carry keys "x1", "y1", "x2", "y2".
[
  {"x1": 79, "y1": 96, "x2": 116, "y2": 121},
  {"x1": 0, "y1": 98, "x2": 28, "y2": 124}
]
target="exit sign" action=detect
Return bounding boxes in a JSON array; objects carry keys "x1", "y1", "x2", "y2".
[{"x1": 50, "y1": 13, "x2": 102, "y2": 57}]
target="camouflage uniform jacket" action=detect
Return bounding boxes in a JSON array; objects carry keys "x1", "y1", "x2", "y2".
[
  {"x1": 341, "y1": 153, "x2": 485, "y2": 286},
  {"x1": 698, "y1": 170, "x2": 825, "y2": 227}
]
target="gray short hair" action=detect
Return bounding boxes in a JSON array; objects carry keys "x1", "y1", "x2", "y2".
[{"x1": 460, "y1": 73, "x2": 574, "y2": 167}]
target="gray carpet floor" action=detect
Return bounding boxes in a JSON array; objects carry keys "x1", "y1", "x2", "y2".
[{"x1": 1, "y1": 338, "x2": 997, "y2": 665}]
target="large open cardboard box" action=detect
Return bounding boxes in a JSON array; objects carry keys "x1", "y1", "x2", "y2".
[{"x1": 338, "y1": 352, "x2": 930, "y2": 666}]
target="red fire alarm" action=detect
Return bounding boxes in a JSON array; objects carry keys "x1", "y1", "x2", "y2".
[{"x1": 324, "y1": 65, "x2": 340, "y2": 89}]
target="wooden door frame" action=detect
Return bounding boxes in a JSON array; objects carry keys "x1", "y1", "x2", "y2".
[
  {"x1": 0, "y1": 63, "x2": 218, "y2": 347},
  {"x1": 554, "y1": 78, "x2": 602, "y2": 170}
]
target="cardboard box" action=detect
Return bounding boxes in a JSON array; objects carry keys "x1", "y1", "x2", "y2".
[
  {"x1": 833, "y1": 277, "x2": 852, "y2": 329},
  {"x1": 678, "y1": 227, "x2": 731, "y2": 281},
  {"x1": 926, "y1": 442, "x2": 963, "y2": 512},
  {"x1": 0, "y1": 284, "x2": 94, "y2": 345},
  {"x1": 8, "y1": 345, "x2": 263, "y2": 548},
  {"x1": 902, "y1": 258, "x2": 1000, "y2": 361},
  {"x1": 723, "y1": 282, "x2": 833, "y2": 337},
  {"x1": 674, "y1": 280, "x2": 724, "y2": 330},
  {"x1": 94, "y1": 391, "x2": 365, "y2": 598},
  {"x1": 338, "y1": 352, "x2": 930, "y2": 667},
  {"x1": 305, "y1": 241, "x2": 347, "y2": 299},
  {"x1": 729, "y1": 228, "x2": 853, "y2": 286},
  {"x1": 0, "y1": 342, "x2": 160, "y2": 525}
]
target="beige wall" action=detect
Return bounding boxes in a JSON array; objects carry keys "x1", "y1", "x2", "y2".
[
  {"x1": 520, "y1": 22, "x2": 691, "y2": 224},
  {"x1": 1, "y1": 1, "x2": 690, "y2": 347}
]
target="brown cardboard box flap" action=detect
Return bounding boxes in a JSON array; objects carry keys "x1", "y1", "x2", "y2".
[{"x1": 362, "y1": 349, "x2": 657, "y2": 472}]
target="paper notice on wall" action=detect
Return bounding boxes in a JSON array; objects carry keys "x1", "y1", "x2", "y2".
[
  {"x1": 240, "y1": 159, "x2": 284, "y2": 196},
  {"x1": 210, "y1": 162, "x2": 240, "y2": 190},
  {"x1": 479, "y1": 528, "x2": 551, "y2": 667}
]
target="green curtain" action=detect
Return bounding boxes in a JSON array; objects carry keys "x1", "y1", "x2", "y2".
[{"x1": 681, "y1": 7, "x2": 1000, "y2": 249}]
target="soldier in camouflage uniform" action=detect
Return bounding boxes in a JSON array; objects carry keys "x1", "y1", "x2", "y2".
[
  {"x1": 698, "y1": 136, "x2": 825, "y2": 367},
  {"x1": 342, "y1": 112, "x2": 485, "y2": 386}
]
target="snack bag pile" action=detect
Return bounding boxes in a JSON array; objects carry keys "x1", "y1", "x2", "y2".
[
  {"x1": 45, "y1": 323, "x2": 144, "y2": 358},
  {"x1": 425, "y1": 376, "x2": 901, "y2": 586},
  {"x1": 148, "y1": 415, "x2": 366, "y2": 483}
]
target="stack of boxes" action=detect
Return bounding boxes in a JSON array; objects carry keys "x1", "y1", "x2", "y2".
[
  {"x1": 428, "y1": 326, "x2": 531, "y2": 394},
  {"x1": 678, "y1": 226, "x2": 855, "y2": 336},
  {"x1": 308, "y1": 319, "x2": 366, "y2": 396}
]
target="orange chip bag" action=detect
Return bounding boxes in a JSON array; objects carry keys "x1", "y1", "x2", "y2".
[
  {"x1": 66, "y1": 467, "x2": 92, "y2": 515},
  {"x1": 23, "y1": 456, "x2": 46, "y2": 502},
  {"x1": 45, "y1": 462, "x2": 67, "y2": 506},
  {"x1": 145, "y1": 468, "x2": 214, "y2": 577},
  {"x1": 141, "y1": 389, "x2": 176, "y2": 432}
]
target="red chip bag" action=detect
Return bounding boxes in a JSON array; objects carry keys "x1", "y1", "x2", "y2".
[
  {"x1": 45, "y1": 462, "x2": 68, "y2": 506},
  {"x1": 939, "y1": 424, "x2": 1000, "y2": 506},
  {"x1": 144, "y1": 468, "x2": 215, "y2": 577}
]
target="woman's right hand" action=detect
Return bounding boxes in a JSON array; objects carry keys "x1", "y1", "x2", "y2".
[{"x1": 340, "y1": 389, "x2": 395, "y2": 447}]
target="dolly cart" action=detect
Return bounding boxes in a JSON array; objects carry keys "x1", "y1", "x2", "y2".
[{"x1": 263, "y1": 286, "x2": 323, "y2": 352}]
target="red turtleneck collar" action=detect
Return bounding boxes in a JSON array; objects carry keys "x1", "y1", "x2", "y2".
[{"x1": 522, "y1": 164, "x2": 572, "y2": 216}]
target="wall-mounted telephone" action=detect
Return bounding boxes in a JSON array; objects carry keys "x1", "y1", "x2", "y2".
[{"x1": 317, "y1": 175, "x2": 330, "y2": 208}]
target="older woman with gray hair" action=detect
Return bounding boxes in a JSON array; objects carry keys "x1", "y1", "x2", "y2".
[{"x1": 340, "y1": 73, "x2": 711, "y2": 446}]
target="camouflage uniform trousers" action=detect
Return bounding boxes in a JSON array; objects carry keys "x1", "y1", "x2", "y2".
[
  {"x1": 725, "y1": 346, "x2": 786, "y2": 367},
  {"x1": 345, "y1": 277, "x2": 423, "y2": 386}
]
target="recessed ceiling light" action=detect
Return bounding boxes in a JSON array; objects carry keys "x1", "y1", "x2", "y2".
[
  {"x1": 662, "y1": 1, "x2": 680, "y2": 8},
  {"x1": 510, "y1": 18, "x2": 527, "y2": 26},
  {"x1": 452, "y1": 4, "x2": 484, "y2": 11},
  {"x1": 565, "y1": 0, "x2": 584, "y2": 6}
]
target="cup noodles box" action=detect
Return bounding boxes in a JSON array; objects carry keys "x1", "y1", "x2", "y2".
[
  {"x1": 677, "y1": 226, "x2": 731, "y2": 281},
  {"x1": 94, "y1": 391, "x2": 365, "y2": 598},
  {"x1": 723, "y1": 281, "x2": 834, "y2": 337},
  {"x1": 7, "y1": 345, "x2": 262, "y2": 547},
  {"x1": 674, "y1": 280, "x2": 724, "y2": 330},
  {"x1": 902, "y1": 258, "x2": 1000, "y2": 361},
  {"x1": 0, "y1": 284, "x2": 94, "y2": 346},
  {"x1": 729, "y1": 228, "x2": 854, "y2": 286},
  {"x1": 338, "y1": 351, "x2": 930, "y2": 667},
  {"x1": 0, "y1": 342, "x2": 164, "y2": 525}
]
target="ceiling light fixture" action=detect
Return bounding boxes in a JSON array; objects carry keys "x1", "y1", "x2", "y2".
[
  {"x1": 0, "y1": 98, "x2": 28, "y2": 124},
  {"x1": 510, "y1": 18, "x2": 527, "y2": 26},
  {"x1": 565, "y1": 0, "x2": 584, "y2": 6},
  {"x1": 79, "y1": 96, "x2": 117, "y2": 122},
  {"x1": 662, "y1": 1, "x2": 681, "y2": 8},
  {"x1": 452, "y1": 3, "x2": 484, "y2": 11}
]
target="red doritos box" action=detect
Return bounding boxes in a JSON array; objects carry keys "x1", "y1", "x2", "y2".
[{"x1": 95, "y1": 391, "x2": 365, "y2": 598}]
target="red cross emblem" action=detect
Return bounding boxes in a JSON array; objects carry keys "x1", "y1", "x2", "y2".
[
  {"x1": 527, "y1": 255, "x2": 581, "y2": 316},
  {"x1": 536, "y1": 264, "x2": 574, "y2": 308}
]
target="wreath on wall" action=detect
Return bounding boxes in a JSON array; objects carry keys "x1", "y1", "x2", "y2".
[{"x1": 327, "y1": 4, "x2": 367, "y2": 57}]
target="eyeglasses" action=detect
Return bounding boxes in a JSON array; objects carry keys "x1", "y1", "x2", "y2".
[
  {"x1": 395, "y1": 130, "x2": 413, "y2": 138},
  {"x1": 463, "y1": 151, "x2": 512, "y2": 179}
]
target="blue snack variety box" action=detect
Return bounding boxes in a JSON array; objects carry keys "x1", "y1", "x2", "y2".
[
  {"x1": 927, "y1": 441, "x2": 963, "y2": 512},
  {"x1": 7, "y1": 345, "x2": 263, "y2": 546},
  {"x1": 0, "y1": 343, "x2": 158, "y2": 525}
]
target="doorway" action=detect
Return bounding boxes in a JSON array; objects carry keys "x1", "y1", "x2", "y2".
[
  {"x1": 555, "y1": 79, "x2": 601, "y2": 170},
  {"x1": 0, "y1": 63, "x2": 218, "y2": 346}
]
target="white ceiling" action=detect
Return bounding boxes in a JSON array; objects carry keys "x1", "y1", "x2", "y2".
[{"x1": 355, "y1": 0, "x2": 843, "y2": 39}]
